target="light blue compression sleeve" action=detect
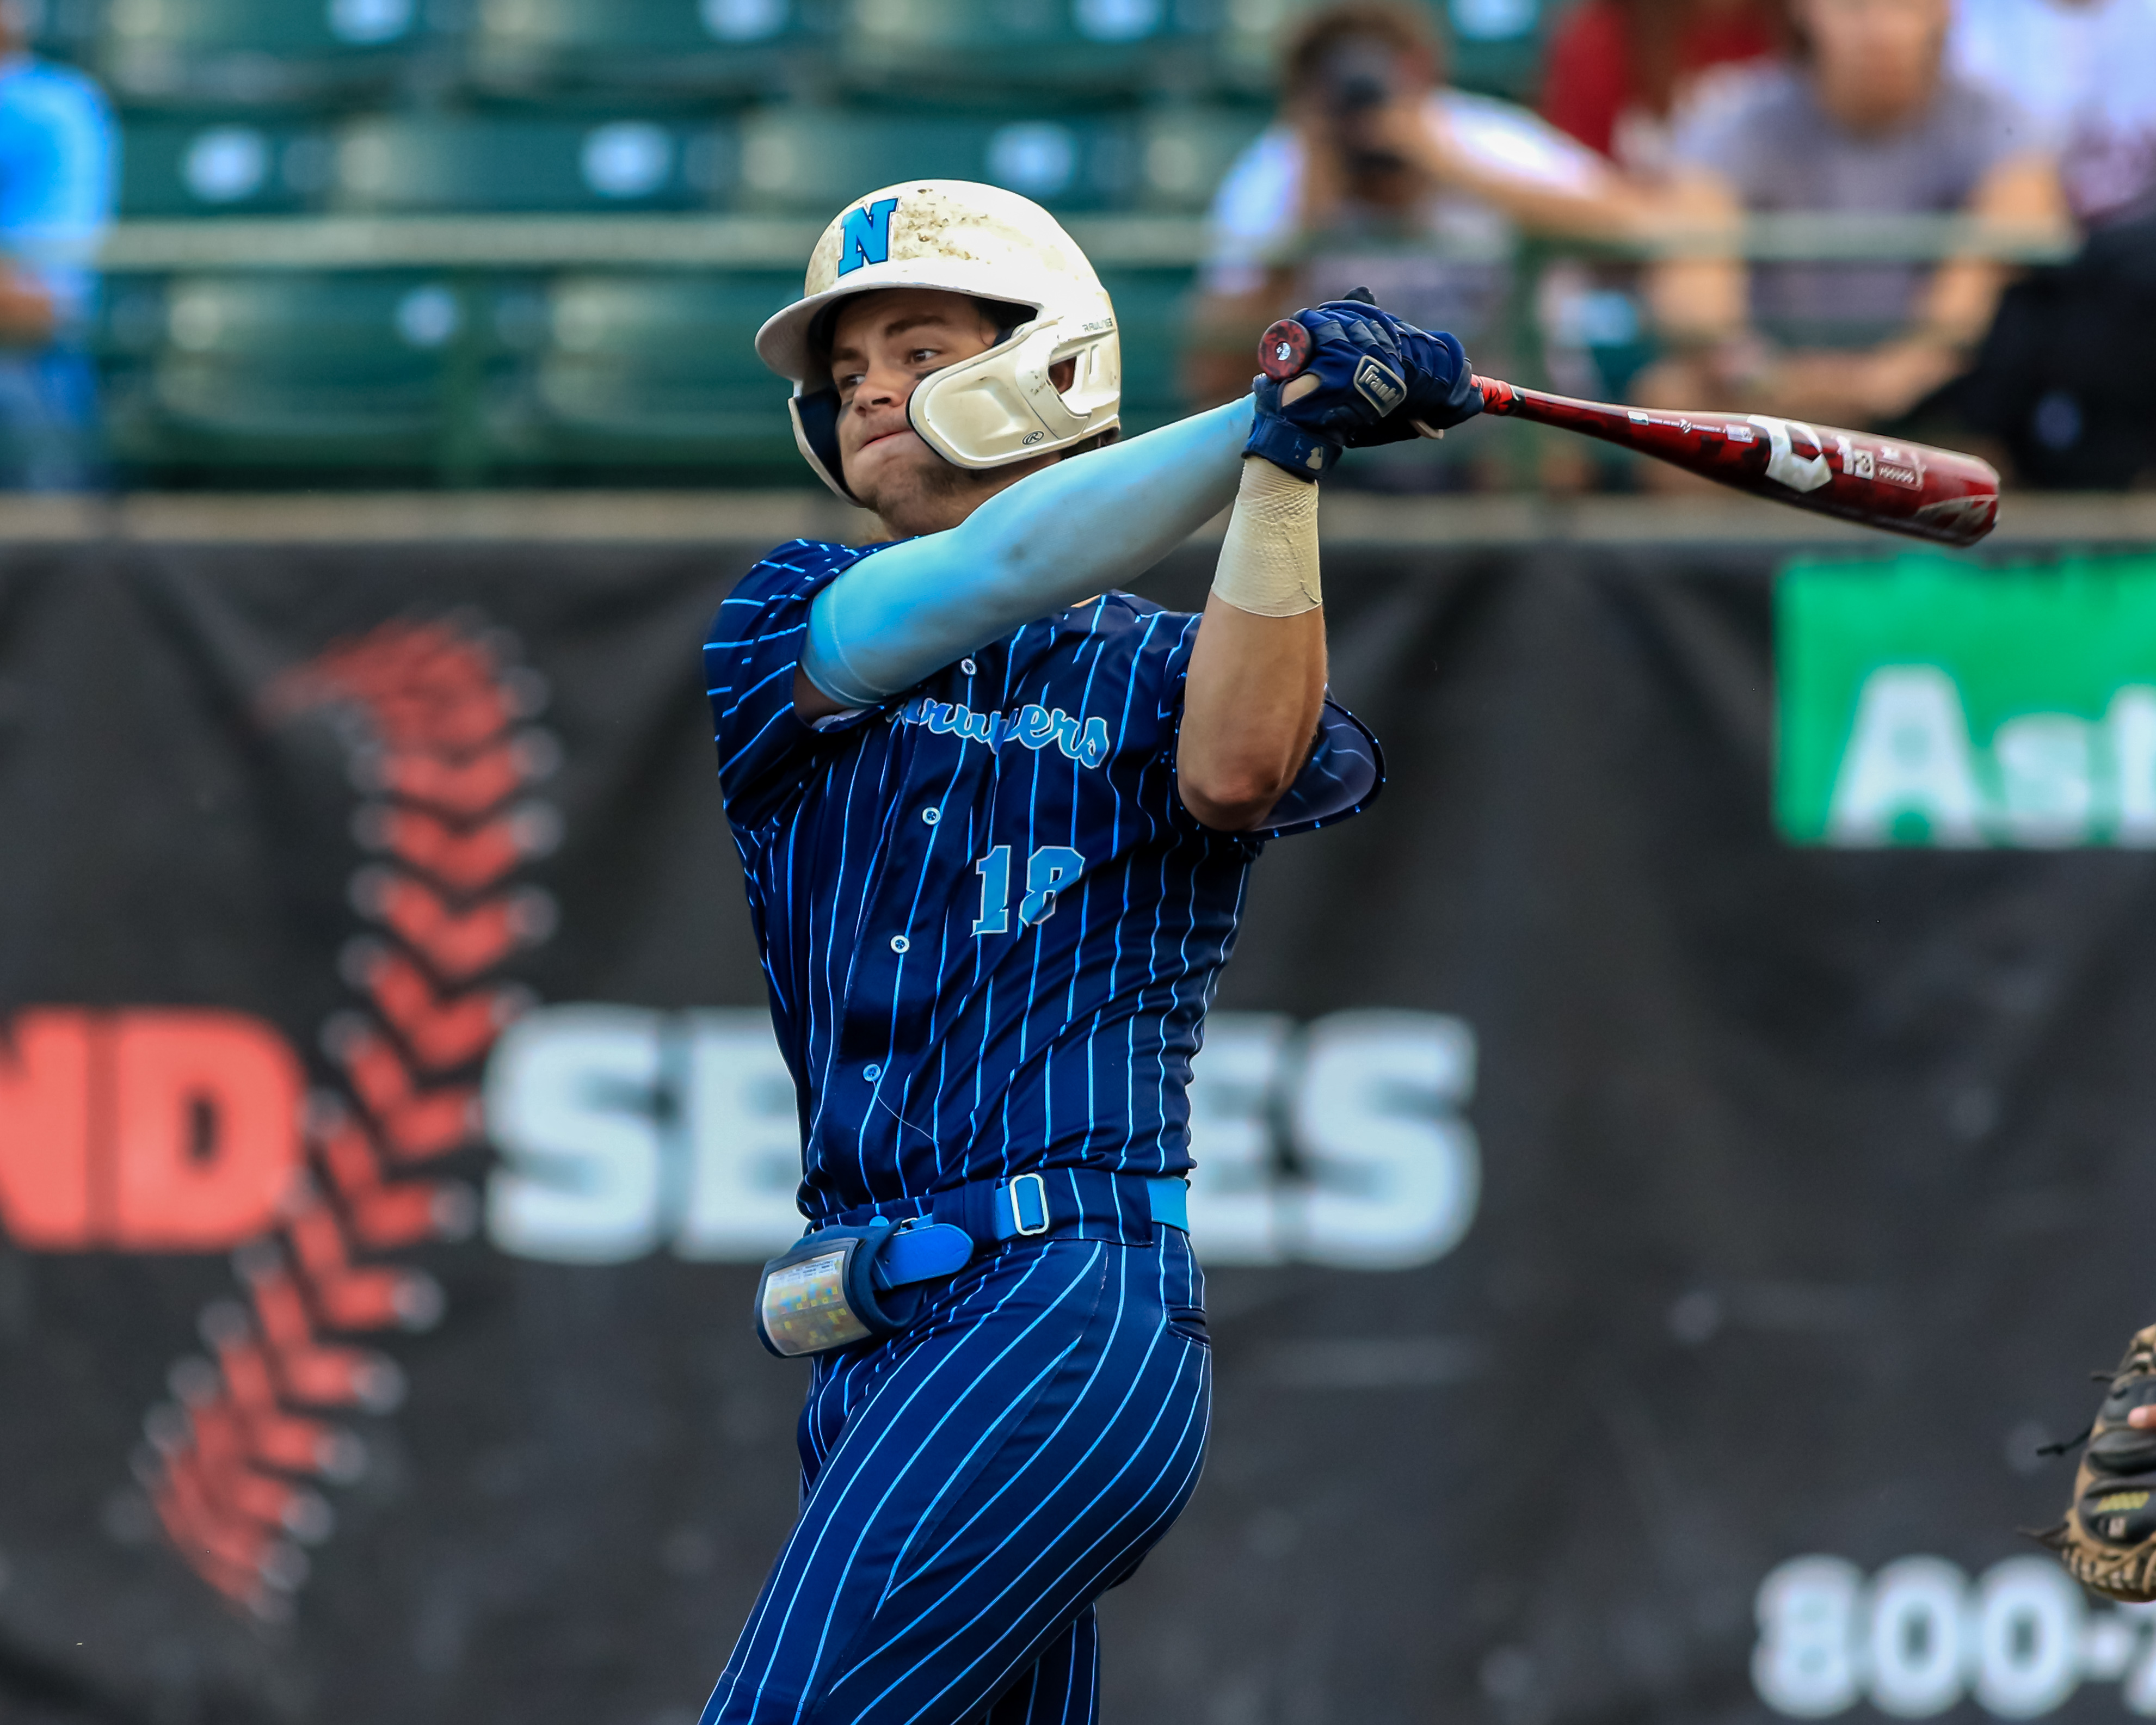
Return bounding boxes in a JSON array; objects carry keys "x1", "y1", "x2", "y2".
[{"x1": 800, "y1": 396, "x2": 1256, "y2": 706}]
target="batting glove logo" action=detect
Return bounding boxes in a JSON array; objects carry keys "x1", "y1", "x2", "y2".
[{"x1": 1352, "y1": 355, "x2": 1407, "y2": 417}]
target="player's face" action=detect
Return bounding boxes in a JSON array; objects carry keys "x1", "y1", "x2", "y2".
[{"x1": 828, "y1": 289, "x2": 1007, "y2": 526}]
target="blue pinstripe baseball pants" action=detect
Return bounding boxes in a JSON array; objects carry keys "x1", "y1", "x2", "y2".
[{"x1": 700, "y1": 1230, "x2": 1212, "y2": 1725}]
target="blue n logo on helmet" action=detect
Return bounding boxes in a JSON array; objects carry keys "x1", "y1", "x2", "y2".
[{"x1": 836, "y1": 198, "x2": 901, "y2": 277}]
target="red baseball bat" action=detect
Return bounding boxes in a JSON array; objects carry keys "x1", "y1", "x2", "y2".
[{"x1": 1258, "y1": 317, "x2": 2000, "y2": 547}]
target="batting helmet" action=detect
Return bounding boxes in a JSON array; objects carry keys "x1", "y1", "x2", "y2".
[{"x1": 754, "y1": 180, "x2": 1121, "y2": 503}]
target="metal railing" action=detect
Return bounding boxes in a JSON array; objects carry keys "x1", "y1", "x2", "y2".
[{"x1": 88, "y1": 211, "x2": 2083, "y2": 273}]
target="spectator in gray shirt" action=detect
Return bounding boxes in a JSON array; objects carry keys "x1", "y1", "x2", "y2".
[{"x1": 1638, "y1": 0, "x2": 2062, "y2": 430}]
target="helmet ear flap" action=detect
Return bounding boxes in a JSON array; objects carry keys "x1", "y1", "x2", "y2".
[
  {"x1": 789, "y1": 390, "x2": 860, "y2": 505},
  {"x1": 906, "y1": 320, "x2": 1119, "y2": 471}
]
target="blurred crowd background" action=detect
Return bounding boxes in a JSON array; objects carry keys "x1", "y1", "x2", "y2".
[{"x1": 0, "y1": 0, "x2": 2148, "y2": 492}]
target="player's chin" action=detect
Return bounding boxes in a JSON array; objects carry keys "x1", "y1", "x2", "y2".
[
  {"x1": 835, "y1": 430, "x2": 909, "y2": 498},
  {"x1": 843, "y1": 425, "x2": 929, "y2": 482},
  {"x1": 848, "y1": 435, "x2": 967, "y2": 522}
]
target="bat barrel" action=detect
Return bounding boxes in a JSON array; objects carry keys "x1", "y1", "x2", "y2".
[{"x1": 1474, "y1": 376, "x2": 1999, "y2": 548}]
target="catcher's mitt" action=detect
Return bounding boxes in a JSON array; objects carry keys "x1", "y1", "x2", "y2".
[{"x1": 2038, "y1": 1323, "x2": 2156, "y2": 1600}]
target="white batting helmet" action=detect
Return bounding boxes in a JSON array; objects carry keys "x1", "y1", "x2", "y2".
[{"x1": 754, "y1": 180, "x2": 1121, "y2": 503}]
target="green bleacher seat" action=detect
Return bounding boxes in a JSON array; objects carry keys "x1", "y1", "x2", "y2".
[
  {"x1": 1210, "y1": 0, "x2": 1314, "y2": 93},
  {"x1": 1134, "y1": 107, "x2": 1266, "y2": 209},
  {"x1": 486, "y1": 272, "x2": 802, "y2": 478},
  {"x1": 467, "y1": 0, "x2": 830, "y2": 94},
  {"x1": 119, "y1": 116, "x2": 334, "y2": 217},
  {"x1": 839, "y1": 0, "x2": 1212, "y2": 94},
  {"x1": 33, "y1": 0, "x2": 108, "y2": 66},
  {"x1": 736, "y1": 107, "x2": 1139, "y2": 213},
  {"x1": 1099, "y1": 267, "x2": 1196, "y2": 434},
  {"x1": 1443, "y1": 0, "x2": 1548, "y2": 101},
  {"x1": 102, "y1": 274, "x2": 489, "y2": 477},
  {"x1": 100, "y1": 0, "x2": 438, "y2": 102},
  {"x1": 330, "y1": 113, "x2": 728, "y2": 212},
  {"x1": 482, "y1": 270, "x2": 1197, "y2": 477}
]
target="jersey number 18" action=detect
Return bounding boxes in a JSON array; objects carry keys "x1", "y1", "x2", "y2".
[{"x1": 972, "y1": 845, "x2": 1086, "y2": 935}]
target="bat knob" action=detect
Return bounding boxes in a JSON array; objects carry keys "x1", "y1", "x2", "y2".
[{"x1": 1258, "y1": 318, "x2": 1312, "y2": 381}]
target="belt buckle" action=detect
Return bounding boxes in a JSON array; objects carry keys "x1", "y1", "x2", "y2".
[{"x1": 1007, "y1": 1172, "x2": 1051, "y2": 1237}]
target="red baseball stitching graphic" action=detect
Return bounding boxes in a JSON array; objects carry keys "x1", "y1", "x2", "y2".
[{"x1": 135, "y1": 617, "x2": 560, "y2": 1618}]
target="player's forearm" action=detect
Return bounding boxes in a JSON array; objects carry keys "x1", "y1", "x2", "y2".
[
  {"x1": 1416, "y1": 135, "x2": 1648, "y2": 245},
  {"x1": 1177, "y1": 457, "x2": 1328, "y2": 831},
  {"x1": 1647, "y1": 173, "x2": 1747, "y2": 344},
  {"x1": 1179, "y1": 600, "x2": 1326, "y2": 831},
  {"x1": 801, "y1": 397, "x2": 1255, "y2": 706},
  {"x1": 1901, "y1": 160, "x2": 2060, "y2": 386}
]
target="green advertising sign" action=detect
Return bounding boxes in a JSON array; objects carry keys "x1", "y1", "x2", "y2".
[{"x1": 1777, "y1": 553, "x2": 2156, "y2": 847}]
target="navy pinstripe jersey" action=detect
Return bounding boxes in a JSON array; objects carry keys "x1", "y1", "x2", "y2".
[{"x1": 705, "y1": 539, "x2": 1382, "y2": 1224}]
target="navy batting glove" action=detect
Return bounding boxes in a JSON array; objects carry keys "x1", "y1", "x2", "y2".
[
  {"x1": 1345, "y1": 317, "x2": 1483, "y2": 448},
  {"x1": 1245, "y1": 300, "x2": 1413, "y2": 480},
  {"x1": 1343, "y1": 321, "x2": 1483, "y2": 447}
]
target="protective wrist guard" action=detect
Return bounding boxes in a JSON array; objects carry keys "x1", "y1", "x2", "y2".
[
  {"x1": 1245, "y1": 301, "x2": 1412, "y2": 480},
  {"x1": 1211, "y1": 456, "x2": 1321, "y2": 617}
]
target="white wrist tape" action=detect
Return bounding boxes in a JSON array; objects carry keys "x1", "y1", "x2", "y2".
[{"x1": 1210, "y1": 455, "x2": 1321, "y2": 619}]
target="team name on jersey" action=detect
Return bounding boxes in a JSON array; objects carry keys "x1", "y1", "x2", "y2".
[{"x1": 895, "y1": 694, "x2": 1112, "y2": 769}]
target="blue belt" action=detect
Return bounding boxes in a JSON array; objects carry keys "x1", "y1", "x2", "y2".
[{"x1": 833, "y1": 1170, "x2": 1190, "y2": 1291}]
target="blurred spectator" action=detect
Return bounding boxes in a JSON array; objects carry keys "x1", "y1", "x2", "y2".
[
  {"x1": 1939, "y1": 204, "x2": 2156, "y2": 486},
  {"x1": 1949, "y1": 0, "x2": 2156, "y2": 228},
  {"x1": 1534, "y1": 0, "x2": 1779, "y2": 435},
  {"x1": 1541, "y1": 0, "x2": 1781, "y2": 176},
  {"x1": 0, "y1": 0, "x2": 113, "y2": 489},
  {"x1": 1184, "y1": 0, "x2": 1654, "y2": 418},
  {"x1": 1933, "y1": 0, "x2": 2156, "y2": 486},
  {"x1": 1638, "y1": 0, "x2": 2062, "y2": 431}
]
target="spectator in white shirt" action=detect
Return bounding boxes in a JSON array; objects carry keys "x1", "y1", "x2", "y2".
[{"x1": 1948, "y1": 0, "x2": 2156, "y2": 226}]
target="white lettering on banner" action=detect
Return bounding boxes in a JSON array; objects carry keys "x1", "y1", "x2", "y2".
[
  {"x1": 675, "y1": 1012, "x2": 806, "y2": 1260},
  {"x1": 1993, "y1": 714, "x2": 2095, "y2": 846},
  {"x1": 1828, "y1": 668, "x2": 1986, "y2": 846},
  {"x1": 483, "y1": 1007, "x2": 1480, "y2": 1270},
  {"x1": 1827, "y1": 670, "x2": 2156, "y2": 848},
  {"x1": 1286, "y1": 1011, "x2": 1480, "y2": 1270},
  {"x1": 1868, "y1": 1558, "x2": 1969, "y2": 1717},
  {"x1": 2114, "y1": 686, "x2": 2156, "y2": 842},
  {"x1": 1753, "y1": 1554, "x2": 2156, "y2": 1720},
  {"x1": 484, "y1": 1007, "x2": 798, "y2": 1265},
  {"x1": 483, "y1": 1005, "x2": 667, "y2": 1264}
]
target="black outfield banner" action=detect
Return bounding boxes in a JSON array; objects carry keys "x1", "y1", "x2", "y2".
[{"x1": 3, "y1": 538, "x2": 2154, "y2": 1725}]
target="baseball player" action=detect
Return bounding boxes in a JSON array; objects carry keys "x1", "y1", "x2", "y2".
[{"x1": 699, "y1": 180, "x2": 1479, "y2": 1725}]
